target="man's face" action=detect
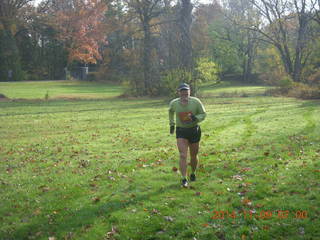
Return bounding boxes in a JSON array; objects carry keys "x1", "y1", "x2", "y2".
[{"x1": 179, "y1": 89, "x2": 190, "y2": 100}]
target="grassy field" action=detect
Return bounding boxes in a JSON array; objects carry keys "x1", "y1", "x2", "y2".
[
  {"x1": 0, "y1": 81, "x2": 319, "y2": 240},
  {"x1": 0, "y1": 80, "x2": 123, "y2": 99}
]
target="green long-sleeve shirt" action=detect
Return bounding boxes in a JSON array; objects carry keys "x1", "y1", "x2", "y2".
[{"x1": 169, "y1": 97, "x2": 206, "y2": 128}]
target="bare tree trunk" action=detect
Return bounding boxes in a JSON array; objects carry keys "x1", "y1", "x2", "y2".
[
  {"x1": 142, "y1": 20, "x2": 152, "y2": 94},
  {"x1": 179, "y1": 0, "x2": 193, "y2": 70},
  {"x1": 249, "y1": 0, "x2": 314, "y2": 82},
  {"x1": 177, "y1": 0, "x2": 195, "y2": 92}
]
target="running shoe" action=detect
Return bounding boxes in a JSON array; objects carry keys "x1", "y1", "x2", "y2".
[
  {"x1": 181, "y1": 178, "x2": 188, "y2": 188},
  {"x1": 190, "y1": 173, "x2": 196, "y2": 182}
]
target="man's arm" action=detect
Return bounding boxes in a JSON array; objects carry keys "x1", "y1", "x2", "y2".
[
  {"x1": 169, "y1": 101, "x2": 175, "y2": 134},
  {"x1": 194, "y1": 99, "x2": 206, "y2": 123},
  {"x1": 169, "y1": 101, "x2": 175, "y2": 126}
]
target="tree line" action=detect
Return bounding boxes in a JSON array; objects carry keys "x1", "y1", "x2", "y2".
[{"x1": 0, "y1": 0, "x2": 319, "y2": 96}]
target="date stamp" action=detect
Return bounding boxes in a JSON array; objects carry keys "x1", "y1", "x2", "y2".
[{"x1": 211, "y1": 210, "x2": 308, "y2": 220}]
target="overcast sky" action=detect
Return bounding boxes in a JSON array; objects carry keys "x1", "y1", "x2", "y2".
[{"x1": 33, "y1": 0, "x2": 215, "y2": 6}]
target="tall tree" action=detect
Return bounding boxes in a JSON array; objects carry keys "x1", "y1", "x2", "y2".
[
  {"x1": 249, "y1": 0, "x2": 316, "y2": 82},
  {"x1": 178, "y1": 0, "x2": 193, "y2": 70},
  {"x1": 52, "y1": 0, "x2": 107, "y2": 64},
  {"x1": 222, "y1": 0, "x2": 260, "y2": 81},
  {"x1": 310, "y1": 0, "x2": 320, "y2": 25},
  {"x1": 125, "y1": 0, "x2": 166, "y2": 95},
  {"x1": 192, "y1": 2, "x2": 221, "y2": 60},
  {"x1": 0, "y1": 0, "x2": 32, "y2": 80}
]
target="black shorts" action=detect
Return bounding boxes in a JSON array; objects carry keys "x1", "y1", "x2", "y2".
[{"x1": 176, "y1": 125, "x2": 201, "y2": 143}]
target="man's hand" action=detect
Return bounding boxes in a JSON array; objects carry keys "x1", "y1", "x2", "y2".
[
  {"x1": 170, "y1": 125, "x2": 175, "y2": 134},
  {"x1": 190, "y1": 114, "x2": 197, "y2": 122}
]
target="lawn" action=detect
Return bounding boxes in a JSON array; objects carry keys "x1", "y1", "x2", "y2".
[
  {"x1": 0, "y1": 81, "x2": 319, "y2": 240},
  {"x1": 0, "y1": 80, "x2": 123, "y2": 99}
]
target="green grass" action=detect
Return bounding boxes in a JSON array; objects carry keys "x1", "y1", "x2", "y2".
[
  {"x1": 199, "y1": 81, "x2": 272, "y2": 97},
  {"x1": 0, "y1": 81, "x2": 319, "y2": 240},
  {"x1": 0, "y1": 80, "x2": 123, "y2": 99}
]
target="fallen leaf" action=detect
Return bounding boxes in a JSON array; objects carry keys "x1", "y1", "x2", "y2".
[
  {"x1": 39, "y1": 185, "x2": 50, "y2": 192},
  {"x1": 108, "y1": 176, "x2": 115, "y2": 181},
  {"x1": 33, "y1": 209, "x2": 41, "y2": 216},
  {"x1": 232, "y1": 175, "x2": 243, "y2": 181},
  {"x1": 299, "y1": 227, "x2": 305, "y2": 235},
  {"x1": 241, "y1": 167, "x2": 251, "y2": 172},
  {"x1": 237, "y1": 191, "x2": 246, "y2": 196},
  {"x1": 242, "y1": 198, "x2": 252, "y2": 206},
  {"x1": 105, "y1": 225, "x2": 118, "y2": 239},
  {"x1": 255, "y1": 203, "x2": 264, "y2": 208},
  {"x1": 164, "y1": 216, "x2": 174, "y2": 222},
  {"x1": 152, "y1": 209, "x2": 159, "y2": 214},
  {"x1": 263, "y1": 225, "x2": 270, "y2": 230},
  {"x1": 92, "y1": 197, "x2": 100, "y2": 203}
]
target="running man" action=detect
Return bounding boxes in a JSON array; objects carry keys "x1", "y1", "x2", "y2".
[{"x1": 169, "y1": 83, "x2": 207, "y2": 187}]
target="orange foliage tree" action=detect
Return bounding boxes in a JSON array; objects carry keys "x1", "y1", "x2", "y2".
[{"x1": 53, "y1": 0, "x2": 107, "y2": 64}]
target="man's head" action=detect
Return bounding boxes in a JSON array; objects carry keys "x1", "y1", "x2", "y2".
[{"x1": 178, "y1": 83, "x2": 190, "y2": 100}]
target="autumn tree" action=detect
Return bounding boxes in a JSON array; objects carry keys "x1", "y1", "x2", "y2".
[{"x1": 51, "y1": 0, "x2": 107, "y2": 65}]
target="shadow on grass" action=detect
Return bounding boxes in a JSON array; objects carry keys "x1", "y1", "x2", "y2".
[
  {"x1": 298, "y1": 100, "x2": 320, "y2": 108},
  {"x1": 10, "y1": 183, "x2": 179, "y2": 239}
]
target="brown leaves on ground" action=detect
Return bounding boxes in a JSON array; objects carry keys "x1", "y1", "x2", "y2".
[
  {"x1": 232, "y1": 175, "x2": 244, "y2": 181},
  {"x1": 164, "y1": 216, "x2": 174, "y2": 222},
  {"x1": 242, "y1": 198, "x2": 253, "y2": 207},
  {"x1": 151, "y1": 208, "x2": 160, "y2": 214},
  {"x1": 92, "y1": 196, "x2": 100, "y2": 203},
  {"x1": 105, "y1": 225, "x2": 119, "y2": 239},
  {"x1": 39, "y1": 185, "x2": 50, "y2": 192},
  {"x1": 241, "y1": 167, "x2": 252, "y2": 172}
]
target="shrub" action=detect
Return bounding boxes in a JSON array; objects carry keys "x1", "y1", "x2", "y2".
[
  {"x1": 264, "y1": 83, "x2": 320, "y2": 99},
  {"x1": 195, "y1": 58, "x2": 221, "y2": 84},
  {"x1": 160, "y1": 68, "x2": 193, "y2": 97},
  {"x1": 307, "y1": 70, "x2": 320, "y2": 86},
  {"x1": 278, "y1": 76, "x2": 294, "y2": 94},
  {"x1": 87, "y1": 72, "x2": 98, "y2": 81},
  {"x1": 258, "y1": 70, "x2": 289, "y2": 86},
  {"x1": 279, "y1": 76, "x2": 294, "y2": 88},
  {"x1": 0, "y1": 93, "x2": 8, "y2": 99},
  {"x1": 288, "y1": 83, "x2": 320, "y2": 99}
]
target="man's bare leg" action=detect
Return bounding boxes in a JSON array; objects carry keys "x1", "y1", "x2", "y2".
[
  {"x1": 189, "y1": 142, "x2": 199, "y2": 179},
  {"x1": 177, "y1": 138, "x2": 189, "y2": 179}
]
